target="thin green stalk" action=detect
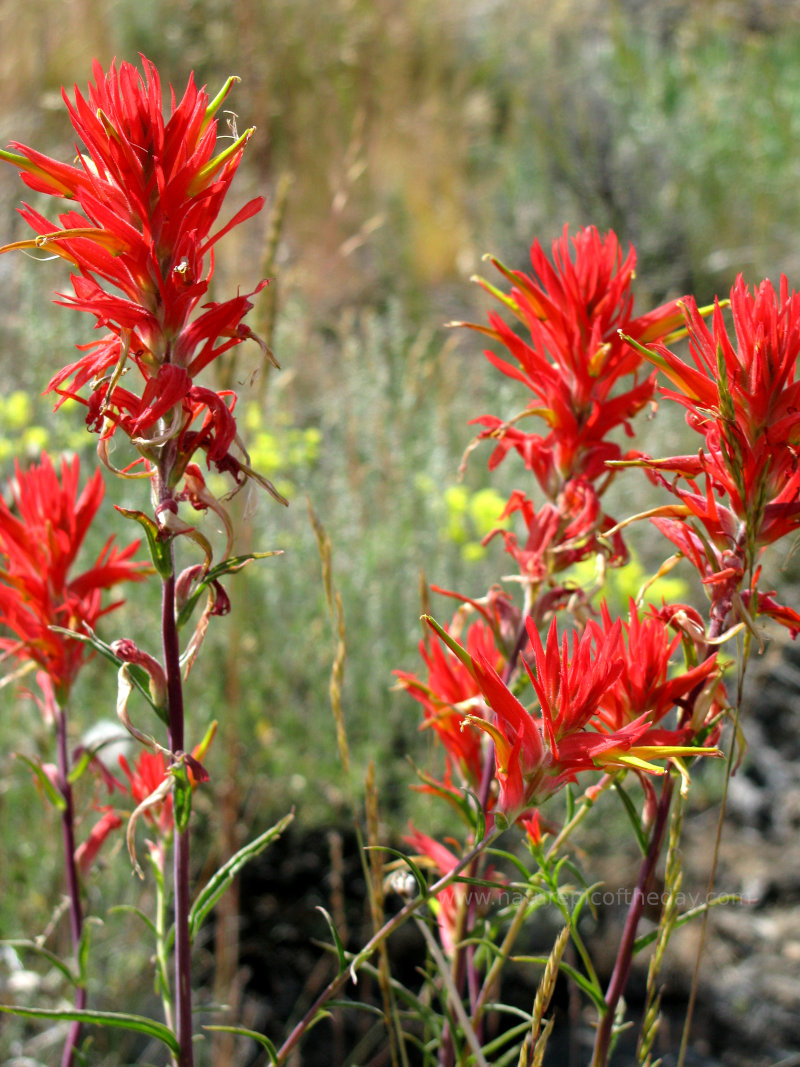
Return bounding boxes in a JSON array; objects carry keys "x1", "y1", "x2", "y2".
[
  {"x1": 152, "y1": 848, "x2": 174, "y2": 1032},
  {"x1": 438, "y1": 601, "x2": 536, "y2": 1067},
  {"x1": 415, "y1": 917, "x2": 489, "y2": 1067},
  {"x1": 677, "y1": 661, "x2": 746, "y2": 1067}
]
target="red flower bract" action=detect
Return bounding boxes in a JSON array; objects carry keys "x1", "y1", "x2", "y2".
[
  {"x1": 464, "y1": 226, "x2": 685, "y2": 492},
  {"x1": 636, "y1": 275, "x2": 800, "y2": 550},
  {"x1": 0, "y1": 58, "x2": 269, "y2": 489},
  {"x1": 0, "y1": 453, "x2": 146, "y2": 695},
  {"x1": 423, "y1": 610, "x2": 721, "y2": 818},
  {"x1": 395, "y1": 616, "x2": 504, "y2": 793}
]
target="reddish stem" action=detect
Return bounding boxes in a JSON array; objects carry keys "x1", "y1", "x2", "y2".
[
  {"x1": 591, "y1": 773, "x2": 674, "y2": 1067},
  {"x1": 439, "y1": 609, "x2": 532, "y2": 1066},
  {"x1": 55, "y1": 704, "x2": 86, "y2": 1067},
  {"x1": 591, "y1": 598, "x2": 733, "y2": 1067},
  {"x1": 162, "y1": 564, "x2": 194, "y2": 1067}
]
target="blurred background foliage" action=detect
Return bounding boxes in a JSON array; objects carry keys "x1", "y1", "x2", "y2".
[{"x1": 2, "y1": 0, "x2": 800, "y2": 1058}]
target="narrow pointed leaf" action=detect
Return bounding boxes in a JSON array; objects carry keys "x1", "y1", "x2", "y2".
[
  {"x1": 177, "y1": 551, "x2": 281, "y2": 628},
  {"x1": 0, "y1": 1004, "x2": 179, "y2": 1053},
  {"x1": 365, "y1": 846, "x2": 428, "y2": 898},
  {"x1": 422, "y1": 615, "x2": 476, "y2": 675},
  {"x1": 316, "y1": 906, "x2": 348, "y2": 974},
  {"x1": 189, "y1": 813, "x2": 293, "y2": 941},
  {"x1": 108, "y1": 905, "x2": 158, "y2": 938},
  {"x1": 612, "y1": 780, "x2": 649, "y2": 856},
  {"x1": 67, "y1": 747, "x2": 94, "y2": 785},
  {"x1": 203, "y1": 1025, "x2": 278, "y2": 1063},
  {"x1": 171, "y1": 762, "x2": 193, "y2": 834},
  {"x1": 14, "y1": 754, "x2": 67, "y2": 811},
  {"x1": 512, "y1": 958, "x2": 606, "y2": 1013},
  {"x1": 0, "y1": 939, "x2": 77, "y2": 987},
  {"x1": 115, "y1": 507, "x2": 173, "y2": 578},
  {"x1": 49, "y1": 626, "x2": 162, "y2": 717},
  {"x1": 632, "y1": 895, "x2": 742, "y2": 954}
]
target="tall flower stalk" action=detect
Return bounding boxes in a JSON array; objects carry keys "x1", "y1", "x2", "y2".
[
  {"x1": 1, "y1": 58, "x2": 280, "y2": 1066},
  {"x1": 0, "y1": 453, "x2": 144, "y2": 1065}
]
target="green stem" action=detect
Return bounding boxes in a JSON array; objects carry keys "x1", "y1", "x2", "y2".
[{"x1": 152, "y1": 848, "x2": 174, "y2": 1032}]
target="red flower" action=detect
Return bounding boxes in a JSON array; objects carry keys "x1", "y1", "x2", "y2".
[
  {"x1": 0, "y1": 58, "x2": 272, "y2": 498},
  {"x1": 118, "y1": 750, "x2": 174, "y2": 838},
  {"x1": 404, "y1": 826, "x2": 502, "y2": 956},
  {"x1": 404, "y1": 826, "x2": 464, "y2": 955},
  {"x1": 484, "y1": 480, "x2": 628, "y2": 580},
  {"x1": 593, "y1": 600, "x2": 721, "y2": 732},
  {"x1": 74, "y1": 807, "x2": 123, "y2": 876},
  {"x1": 424, "y1": 613, "x2": 720, "y2": 818},
  {"x1": 1, "y1": 59, "x2": 261, "y2": 353},
  {"x1": 395, "y1": 616, "x2": 505, "y2": 792},
  {"x1": 0, "y1": 453, "x2": 146, "y2": 695},
  {"x1": 462, "y1": 226, "x2": 684, "y2": 491},
  {"x1": 634, "y1": 276, "x2": 800, "y2": 550}
]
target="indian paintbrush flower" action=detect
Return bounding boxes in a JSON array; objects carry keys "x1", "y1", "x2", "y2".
[
  {"x1": 424, "y1": 611, "x2": 721, "y2": 820},
  {"x1": 0, "y1": 452, "x2": 146, "y2": 697},
  {"x1": 459, "y1": 225, "x2": 686, "y2": 494},
  {"x1": 0, "y1": 57, "x2": 283, "y2": 564},
  {"x1": 622, "y1": 274, "x2": 800, "y2": 633}
]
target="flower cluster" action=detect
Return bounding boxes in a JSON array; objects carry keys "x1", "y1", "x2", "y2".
[
  {"x1": 629, "y1": 275, "x2": 800, "y2": 633},
  {"x1": 423, "y1": 607, "x2": 720, "y2": 819},
  {"x1": 459, "y1": 226, "x2": 686, "y2": 586},
  {"x1": 396, "y1": 228, "x2": 728, "y2": 951},
  {"x1": 0, "y1": 452, "x2": 145, "y2": 696},
  {"x1": 0, "y1": 58, "x2": 281, "y2": 537}
]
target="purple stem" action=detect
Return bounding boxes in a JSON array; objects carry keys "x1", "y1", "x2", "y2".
[
  {"x1": 162, "y1": 565, "x2": 194, "y2": 1067},
  {"x1": 591, "y1": 598, "x2": 732, "y2": 1067},
  {"x1": 439, "y1": 609, "x2": 532, "y2": 1066},
  {"x1": 590, "y1": 773, "x2": 674, "y2": 1067},
  {"x1": 55, "y1": 704, "x2": 86, "y2": 1067}
]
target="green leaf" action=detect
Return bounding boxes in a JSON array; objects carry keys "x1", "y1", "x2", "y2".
[
  {"x1": 513, "y1": 955, "x2": 606, "y2": 1012},
  {"x1": 556, "y1": 961, "x2": 606, "y2": 1012},
  {"x1": 77, "y1": 922, "x2": 91, "y2": 986},
  {"x1": 421, "y1": 615, "x2": 475, "y2": 674},
  {"x1": 486, "y1": 847, "x2": 533, "y2": 883},
  {"x1": 203, "y1": 1025, "x2": 278, "y2": 1063},
  {"x1": 49, "y1": 626, "x2": 163, "y2": 720},
  {"x1": 632, "y1": 895, "x2": 741, "y2": 954},
  {"x1": 316, "y1": 906, "x2": 348, "y2": 973},
  {"x1": 13, "y1": 754, "x2": 67, "y2": 811},
  {"x1": 177, "y1": 552, "x2": 281, "y2": 628},
  {"x1": 0, "y1": 1004, "x2": 179, "y2": 1053},
  {"x1": 405, "y1": 758, "x2": 477, "y2": 825},
  {"x1": 189, "y1": 813, "x2": 293, "y2": 941},
  {"x1": 204, "y1": 76, "x2": 239, "y2": 123},
  {"x1": 570, "y1": 883, "x2": 603, "y2": 926},
  {"x1": 0, "y1": 939, "x2": 77, "y2": 987},
  {"x1": 67, "y1": 747, "x2": 93, "y2": 785},
  {"x1": 171, "y1": 763, "x2": 193, "y2": 834},
  {"x1": 479, "y1": 1017, "x2": 538, "y2": 1058},
  {"x1": 613, "y1": 779, "x2": 649, "y2": 855},
  {"x1": 115, "y1": 507, "x2": 173, "y2": 578},
  {"x1": 565, "y1": 784, "x2": 576, "y2": 823},
  {"x1": 365, "y1": 846, "x2": 428, "y2": 899},
  {"x1": 108, "y1": 905, "x2": 158, "y2": 939}
]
